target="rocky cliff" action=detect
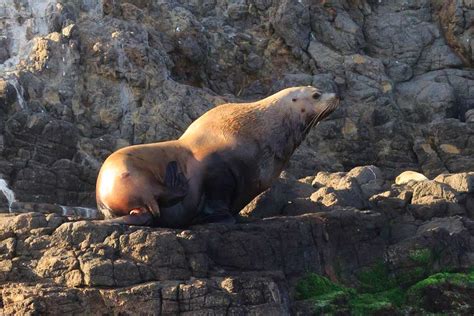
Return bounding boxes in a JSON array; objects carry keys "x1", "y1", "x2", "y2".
[{"x1": 0, "y1": 0, "x2": 473, "y2": 314}]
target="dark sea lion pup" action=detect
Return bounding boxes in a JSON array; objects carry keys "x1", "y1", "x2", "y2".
[{"x1": 96, "y1": 86, "x2": 339, "y2": 227}]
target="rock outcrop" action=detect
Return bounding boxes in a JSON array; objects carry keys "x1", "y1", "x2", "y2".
[
  {"x1": 0, "y1": 0, "x2": 473, "y2": 205},
  {"x1": 0, "y1": 0, "x2": 473, "y2": 314},
  {"x1": 1, "y1": 169, "x2": 473, "y2": 314}
]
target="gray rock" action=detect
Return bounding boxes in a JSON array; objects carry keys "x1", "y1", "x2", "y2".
[
  {"x1": 0, "y1": 0, "x2": 472, "y2": 206},
  {"x1": 370, "y1": 187, "x2": 413, "y2": 212},
  {"x1": 0, "y1": 38, "x2": 10, "y2": 63},
  {"x1": 240, "y1": 176, "x2": 317, "y2": 219},
  {"x1": 270, "y1": 0, "x2": 310, "y2": 50},
  {"x1": 0, "y1": 3, "x2": 473, "y2": 314},
  {"x1": 0, "y1": 79, "x2": 16, "y2": 108},
  {"x1": 396, "y1": 80, "x2": 457, "y2": 123},
  {"x1": 307, "y1": 40, "x2": 344, "y2": 74},
  {"x1": 409, "y1": 180, "x2": 465, "y2": 220},
  {"x1": 310, "y1": 177, "x2": 366, "y2": 209}
]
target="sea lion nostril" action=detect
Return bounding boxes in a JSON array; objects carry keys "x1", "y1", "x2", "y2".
[{"x1": 312, "y1": 92, "x2": 321, "y2": 99}]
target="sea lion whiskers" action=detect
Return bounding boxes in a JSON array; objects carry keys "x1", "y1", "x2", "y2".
[{"x1": 302, "y1": 97, "x2": 339, "y2": 135}]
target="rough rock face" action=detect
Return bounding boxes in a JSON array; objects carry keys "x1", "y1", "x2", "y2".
[
  {"x1": 0, "y1": 0, "x2": 473, "y2": 314},
  {"x1": 1, "y1": 170, "x2": 473, "y2": 314},
  {"x1": 0, "y1": 0, "x2": 472, "y2": 206}
]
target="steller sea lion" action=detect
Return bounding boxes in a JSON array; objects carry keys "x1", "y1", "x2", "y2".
[{"x1": 96, "y1": 86, "x2": 340, "y2": 227}]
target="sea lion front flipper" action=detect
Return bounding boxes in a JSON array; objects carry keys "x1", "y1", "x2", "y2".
[
  {"x1": 157, "y1": 161, "x2": 189, "y2": 212},
  {"x1": 164, "y1": 161, "x2": 189, "y2": 198},
  {"x1": 191, "y1": 200, "x2": 236, "y2": 225}
]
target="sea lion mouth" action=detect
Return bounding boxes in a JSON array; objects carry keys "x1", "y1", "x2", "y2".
[
  {"x1": 303, "y1": 96, "x2": 340, "y2": 134},
  {"x1": 315, "y1": 97, "x2": 340, "y2": 122}
]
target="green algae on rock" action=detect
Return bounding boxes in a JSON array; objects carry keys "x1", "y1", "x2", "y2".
[
  {"x1": 406, "y1": 271, "x2": 474, "y2": 314},
  {"x1": 295, "y1": 269, "x2": 474, "y2": 315}
]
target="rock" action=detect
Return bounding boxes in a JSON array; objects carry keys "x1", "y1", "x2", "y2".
[
  {"x1": 395, "y1": 171, "x2": 429, "y2": 185},
  {"x1": 409, "y1": 180, "x2": 464, "y2": 220},
  {"x1": 0, "y1": 208, "x2": 391, "y2": 294},
  {"x1": 347, "y1": 165, "x2": 383, "y2": 185},
  {"x1": 466, "y1": 109, "x2": 474, "y2": 123},
  {"x1": 310, "y1": 167, "x2": 386, "y2": 209},
  {"x1": 312, "y1": 171, "x2": 347, "y2": 188},
  {"x1": 0, "y1": 37, "x2": 10, "y2": 63},
  {"x1": 270, "y1": 0, "x2": 310, "y2": 50},
  {"x1": 411, "y1": 181, "x2": 459, "y2": 202},
  {"x1": 1, "y1": 180, "x2": 474, "y2": 314},
  {"x1": 240, "y1": 176, "x2": 317, "y2": 219},
  {"x1": 406, "y1": 272, "x2": 474, "y2": 314},
  {"x1": 0, "y1": 0, "x2": 472, "y2": 205},
  {"x1": 432, "y1": 0, "x2": 474, "y2": 65},
  {"x1": 310, "y1": 177, "x2": 366, "y2": 209},
  {"x1": 467, "y1": 194, "x2": 474, "y2": 219},
  {"x1": 1, "y1": 276, "x2": 289, "y2": 315},
  {"x1": 308, "y1": 40, "x2": 344, "y2": 74},
  {"x1": 434, "y1": 172, "x2": 474, "y2": 193},
  {"x1": 61, "y1": 24, "x2": 77, "y2": 38},
  {"x1": 369, "y1": 187, "x2": 413, "y2": 212},
  {"x1": 0, "y1": 79, "x2": 16, "y2": 108},
  {"x1": 0, "y1": 0, "x2": 474, "y2": 313},
  {"x1": 10, "y1": 202, "x2": 63, "y2": 214},
  {"x1": 412, "y1": 139, "x2": 449, "y2": 179},
  {"x1": 387, "y1": 216, "x2": 473, "y2": 284},
  {"x1": 346, "y1": 165, "x2": 386, "y2": 199}
]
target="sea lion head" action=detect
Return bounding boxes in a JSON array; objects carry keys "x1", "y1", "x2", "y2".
[
  {"x1": 96, "y1": 164, "x2": 160, "y2": 226},
  {"x1": 276, "y1": 86, "x2": 340, "y2": 129}
]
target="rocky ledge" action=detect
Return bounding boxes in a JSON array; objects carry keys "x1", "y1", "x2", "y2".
[
  {"x1": 1, "y1": 167, "x2": 473, "y2": 315},
  {"x1": 1, "y1": 0, "x2": 473, "y2": 314}
]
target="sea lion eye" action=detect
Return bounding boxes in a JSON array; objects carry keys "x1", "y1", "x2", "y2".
[
  {"x1": 312, "y1": 92, "x2": 321, "y2": 100},
  {"x1": 292, "y1": 98, "x2": 297, "y2": 102}
]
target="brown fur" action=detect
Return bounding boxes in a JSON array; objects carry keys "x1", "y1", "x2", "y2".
[{"x1": 96, "y1": 86, "x2": 339, "y2": 227}]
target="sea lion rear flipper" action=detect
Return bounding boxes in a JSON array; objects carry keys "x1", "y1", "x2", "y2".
[{"x1": 100, "y1": 211, "x2": 154, "y2": 226}]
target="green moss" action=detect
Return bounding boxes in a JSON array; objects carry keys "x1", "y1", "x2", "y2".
[
  {"x1": 348, "y1": 288, "x2": 406, "y2": 315},
  {"x1": 396, "y1": 266, "x2": 428, "y2": 286},
  {"x1": 349, "y1": 293, "x2": 393, "y2": 315},
  {"x1": 295, "y1": 273, "x2": 350, "y2": 300},
  {"x1": 295, "y1": 273, "x2": 354, "y2": 314},
  {"x1": 409, "y1": 248, "x2": 432, "y2": 266},
  {"x1": 356, "y1": 261, "x2": 397, "y2": 293},
  {"x1": 295, "y1": 269, "x2": 474, "y2": 315},
  {"x1": 392, "y1": 248, "x2": 439, "y2": 286},
  {"x1": 407, "y1": 271, "x2": 474, "y2": 297},
  {"x1": 313, "y1": 290, "x2": 350, "y2": 313}
]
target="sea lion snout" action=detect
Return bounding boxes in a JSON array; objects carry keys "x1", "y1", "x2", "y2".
[
  {"x1": 320, "y1": 92, "x2": 338, "y2": 102},
  {"x1": 310, "y1": 91, "x2": 340, "y2": 124}
]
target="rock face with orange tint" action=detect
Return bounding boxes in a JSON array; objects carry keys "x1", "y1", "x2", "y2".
[
  {"x1": 1, "y1": 169, "x2": 473, "y2": 314},
  {"x1": 0, "y1": 0, "x2": 473, "y2": 206},
  {"x1": 0, "y1": 0, "x2": 473, "y2": 313}
]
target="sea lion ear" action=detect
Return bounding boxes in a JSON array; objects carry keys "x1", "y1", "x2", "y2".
[{"x1": 164, "y1": 161, "x2": 189, "y2": 195}]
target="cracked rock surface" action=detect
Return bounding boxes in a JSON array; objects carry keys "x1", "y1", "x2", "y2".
[
  {"x1": 0, "y1": 0, "x2": 473, "y2": 206},
  {"x1": 0, "y1": 0, "x2": 474, "y2": 314},
  {"x1": 1, "y1": 169, "x2": 474, "y2": 314}
]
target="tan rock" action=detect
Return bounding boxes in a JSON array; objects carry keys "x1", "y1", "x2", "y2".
[{"x1": 395, "y1": 171, "x2": 428, "y2": 185}]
